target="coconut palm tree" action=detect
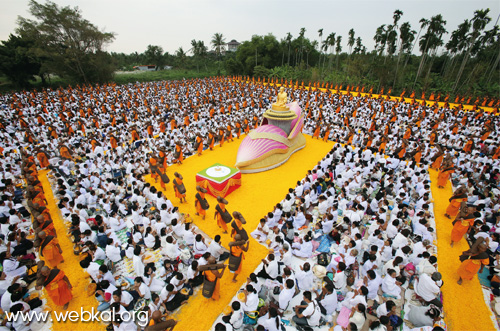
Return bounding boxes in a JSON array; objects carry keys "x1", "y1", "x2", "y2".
[
  {"x1": 286, "y1": 32, "x2": 293, "y2": 66},
  {"x1": 211, "y1": 32, "x2": 226, "y2": 60},
  {"x1": 403, "y1": 18, "x2": 429, "y2": 71},
  {"x1": 335, "y1": 36, "x2": 342, "y2": 70},
  {"x1": 348, "y1": 29, "x2": 355, "y2": 55},
  {"x1": 413, "y1": 14, "x2": 447, "y2": 89},
  {"x1": 392, "y1": 21, "x2": 416, "y2": 87},
  {"x1": 453, "y1": 9, "x2": 492, "y2": 92},
  {"x1": 374, "y1": 25, "x2": 387, "y2": 56},
  {"x1": 318, "y1": 28, "x2": 323, "y2": 68},
  {"x1": 327, "y1": 32, "x2": 336, "y2": 69}
]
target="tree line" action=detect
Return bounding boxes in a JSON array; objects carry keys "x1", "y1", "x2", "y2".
[{"x1": 0, "y1": 1, "x2": 498, "y2": 100}]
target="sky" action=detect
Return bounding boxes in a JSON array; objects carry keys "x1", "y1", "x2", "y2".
[{"x1": 1, "y1": 0, "x2": 499, "y2": 56}]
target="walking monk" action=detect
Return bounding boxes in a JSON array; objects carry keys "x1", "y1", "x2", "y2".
[
  {"x1": 444, "y1": 186, "x2": 468, "y2": 219},
  {"x1": 173, "y1": 172, "x2": 186, "y2": 203},
  {"x1": 451, "y1": 205, "x2": 479, "y2": 247},
  {"x1": 228, "y1": 234, "x2": 249, "y2": 283},
  {"x1": 457, "y1": 238, "x2": 489, "y2": 285},
  {"x1": 195, "y1": 186, "x2": 209, "y2": 220},
  {"x1": 215, "y1": 196, "x2": 231, "y2": 234},
  {"x1": 437, "y1": 160, "x2": 455, "y2": 189},
  {"x1": 194, "y1": 133, "x2": 204, "y2": 156},
  {"x1": 38, "y1": 231, "x2": 64, "y2": 268},
  {"x1": 36, "y1": 265, "x2": 72, "y2": 310},
  {"x1": 200, "y1": 257, "x2": 226, "y2": 301}
]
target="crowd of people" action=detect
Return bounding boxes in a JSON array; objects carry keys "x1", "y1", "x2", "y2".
[{"x1": 0, "y1": 76, "x2": 498, "y2": 331}]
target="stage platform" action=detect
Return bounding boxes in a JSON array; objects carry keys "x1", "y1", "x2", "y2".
[{"x1": 196, "y1": 163, "x2": 241, "y2": 198}]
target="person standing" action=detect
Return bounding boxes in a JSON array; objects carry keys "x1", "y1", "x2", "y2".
[
  {"x1": 195, "y1": 186, "x2": 209, "y2": 220},
  {"x1": 228, "y1": 234, "x2": 249, "y2": 283},
  {"x1": 38, "y1": 231, "x2": 64, "y2": 268},
  {"x1": 173, "y1": 172, "x2": 186, "y2": 203},
  {"x1": 457, "y1": 239, "x2": 489, "y2": 285}
]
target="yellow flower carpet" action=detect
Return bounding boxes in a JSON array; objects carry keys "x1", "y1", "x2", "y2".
[
  {"x1": 39, "y1": 169, "x2": 102, "y2": 330},
  {"x1": 429, "y1": 169, "x2": 496, "y2": 331},
  {"x1": 144, "y1": 135, "x2": 334, "y2": 330}
]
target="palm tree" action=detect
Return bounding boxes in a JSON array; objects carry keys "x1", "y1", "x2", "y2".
[
  {"x1": 298, "y1": 27, "x2": 306, "y2": 66},
  {"x1": 286, "y1": 32, "x2": 293, "y2": 66},
  {"x1": 318, "y1": 28, "x2": 323, "y2": 68},
  {"x1": 348, "y1": 29, "x2": 355, "y2": 55},
  {"x1": 175, "y1": 47, "x2": 187, "y2": 68},
  {"x1": 335, "y1": 36, "x2": 342, "y2": 70},
  {"x1": 443, "y1": 19, "x2": 470, "y2": 77},
  {"x1": 453, "y1": 9, "x2": 492, "y2": 92},
  {"x1": 404, "y1": 18, "x2": 429, "y2": 71},
  {"x1": 393, "y1": 21, "x2": 416, "y2": 87},
  {"x1": 327, "y1": 32, "x2": 336, "y2": 69},
  {"x1": 413, "y1": 14, "x2": 447, "y2": 88},
  {"x1": 211, "y1": 33, "x2": 226, "y2": 60},
  {"x1": 374, "y1": 25, "x2": 387, "y2": 56}
]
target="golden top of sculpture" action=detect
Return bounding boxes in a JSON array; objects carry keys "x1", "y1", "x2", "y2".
[{"x1": 272, "y1": 87, "x2": 289, "y2": 111}]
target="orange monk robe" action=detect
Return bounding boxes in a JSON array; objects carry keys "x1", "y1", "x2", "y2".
[
  {"x1": 323, "y1": 128, "x2": 330, "y2": 142},
  {"x1": 131, "y1": 130, "x2": 140, "y2": 142},
  {"x1": 218, "y1": 129, "x2": 225, "y2": 147},
  {"x1": 230, "y1": 245, "x2": 244, "y2": 275},
  {"x1": 446, "y1": 196, "x2": 467, "y2": 218},
  {"x1": 403, "y1": 128, "x2": 411, "y2": 140},
  {"x1": 437, "y1": 167, "x2": 454, "y2": 188},
  {"x1": 33, "y1": 191, "x2": 47, "y2": 207},
  {"x1": 173, "y1": 177, "x2": 186, "y2": 200},
  {"x1": 463, "y1": 140, "x2": 473, "y2": 153},
  {"x1": 204, "y1": 270, "x2": 220, "y2": 300},
  {"x1": 493, "y1": 146, "x2": 500, "y2": 160},
  {"x1": 43, "y1": 269, "x2": 72, "y2": 306},
  {"x1": 208, "y1": 133, "x2": 215, "y2": 149},
  {"x1": 481, "y1": 130, "x2": 491, "y2": 142},
  {"x1": 40, "y1": 236, "x2": 64, "y2": 268},
  {"x1": 235, "y1": 123, "x2": 242, "y2": 139},
  {"x1": 184, "y1": 116, "x2": 190, "y2": 126},
  {"x1": 216, "y1": 203, "x2": 228, "y2": 232},
  {"x1": 150, "y1": 157, "x2": 158, "y2": 180},
  {"x1": 147, "y1": 125, "x2": 154, "y2": 137},
  {"x1": 347, "y1": 133, "x2": 354, "y2": 145},
  {"x1": 36, "y1": 152, "x2": 50, "y2": 168},
  {"x1": 159, "y1": 121, "x2": 166, "y2": 133},
  {"x1": 175, "y1": 145, "x2": 184, "y2": 163},
  {"x1": 59, "y1": 146, "x2": 72, "y2": 160},
  {"x1": 430, "y1": 154, "x2": 443, "y2": 170},
  {"x1": 313, "y1": 126, "x2": 320, "y2": 139},
  {"x1": 379, "y1": 141, "x2": 387, "y2": 154},
  {"x1": 451, "y1": 217, "x2": 475, "y2": 243},
  {"x1": 457, "y1": 256, "x2": 489, "y2": 281},
  {"x1": 196, "y1": 136, "x2": 203, "y2": 155},
  {"x1": 195, "y1": 191, "x2": 207, "y2": 217},
  {"x1": 429, "y1": 132, "x2": 437, "y2": 146},
  {"x1": 414, "y1": 149, "x2": 422, "y2": 164},
  {"x1": 110, "y1": 136, "x2": 118, "y2": 149},
  {"x1": 170, "y1": 119, "x2": 177, "y2": 130},
  {"x1": 398, "y1": 147, "x2": 406, "y2": 159}
]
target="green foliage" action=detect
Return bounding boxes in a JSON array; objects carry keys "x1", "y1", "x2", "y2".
[
  {"x1": 0, "y1": 34, "x2": 41, "y2": 88},
  {"x1": 16, "y1": 0, "x2": 116, "y2": 84},
  {"x1": 144, "y1": 45, "x2": 166, "y2": 70}
]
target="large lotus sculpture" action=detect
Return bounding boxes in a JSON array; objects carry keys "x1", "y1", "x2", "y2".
[{"x1": 235, "y1": 99, "x2": 306, "y2": 173}]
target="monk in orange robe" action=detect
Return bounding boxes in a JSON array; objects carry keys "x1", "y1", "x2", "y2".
[
  {"x1": 323, "y1": 126, "x2": 331, "y2": 142},
  {"x1": 208, "y1": 131, "x2": 215, "y2": 150},
  {"x1": 451, "y1": 206, "x2": 477, "y2": 246},
  {"x1": 430, "y1": 146, "x2": 444, "y2": 170},
  {"x1": 173, "y1": 172, "x2": 186, "y2": 203},
  {"x1": 195, "y1": 134, "x2": 203, "y2": 156},
  {"x1": 218, "y1": 127, "x2": 225, "y2": 147},
  {"x1": 313, "y1": 124, "x2": 321, "y2": 139},
  {"x1": 228, "y1": 234, "x2": 249, "y2": 283},
  {"x1": 457, "y1": 239, "x2": 489, "y2": 285},
  {"x1": 110, "y1": 134, "x2": 118, "y2": 149},
  {"x1": 195, "y1": 186, "x2": 209, "y2": 220},
  {"x1": 38, "y1": 231, "x2": 64, "y2": 268},
  {"x1": 445, "y1": 186, "x2": 467, "y2": 218},
  {"x1": 437, "y1": 164, "x2": 454, "y2": 188},
  {"x1": 202, "y1": 257, "x2": 226, "y2": 300},
  {"x1": 37, "y1": 266, "x2": 72, "y2": 309},
  {"x1": 174, "y1": 143, "x2": 183, "y2": 164},
  {"x1": 36, "y1": 150, "x2": 50, "y2": 168},
  {"x1": 215, "y1": 196, "x2": 230, "y2": 233},
  {"x1": 59, "y1": 144, "x2": 73, "y2": 160}
]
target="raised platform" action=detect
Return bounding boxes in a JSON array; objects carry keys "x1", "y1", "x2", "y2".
[{"x1": 196, "y1": 163, "x2": 241, "y2": 198}]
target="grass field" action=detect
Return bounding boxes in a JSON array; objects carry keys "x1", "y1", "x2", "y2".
[{"x1": 0, "y1": 69, "x2": 219, "y2": 93}]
